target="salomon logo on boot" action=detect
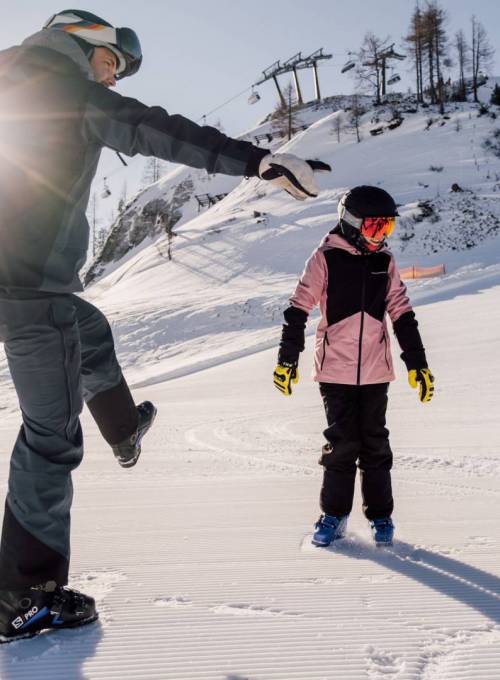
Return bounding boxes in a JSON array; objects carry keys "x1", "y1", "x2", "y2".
[
  {"x1": 312, "y1": 514, "x2": 348, "y2": 547},
  {"x1": 369, "y1": 517, "x2": 395, "y2": 546},
  {"x1": 112, "y1": 401, "x2": 157, "y2": 468},
  {"x1": 0, "y1": 582, "x2": 97, "y2": 643}
]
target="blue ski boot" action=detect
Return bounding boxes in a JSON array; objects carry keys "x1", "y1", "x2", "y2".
[
  {"x1": 0, "y1": 581, "x2": 97, "y2": 643},
  {"x1": 312, "y1": 514, "x2": 348, "y2": 547},
  {"x1": 369, "y1": 517, "x2": 394, "y2": 546}
]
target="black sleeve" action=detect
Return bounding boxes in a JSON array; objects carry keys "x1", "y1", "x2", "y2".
[
  {"x1": 393, "y1": 310, "x2": 428, "y2": 370},
  {"x1": 82, "y1": 82, "x2": 269, "y2": 176},
  {"x1": 278, "y1": 306, "x2": 308, "y2": 364}
]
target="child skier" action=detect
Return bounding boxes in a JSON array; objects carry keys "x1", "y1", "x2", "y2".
[{"x1": 273, "y1": 186, "x2": 434, "y2": 547}]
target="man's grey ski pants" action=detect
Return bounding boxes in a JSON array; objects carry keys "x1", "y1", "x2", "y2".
[{"x1": 0, "y1": 290, "x2": 138, "y2": 589}]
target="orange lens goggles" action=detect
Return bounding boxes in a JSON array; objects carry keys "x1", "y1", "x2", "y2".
[{"x1": 361, "y1": 216, "x2": 395, "y2": 240}]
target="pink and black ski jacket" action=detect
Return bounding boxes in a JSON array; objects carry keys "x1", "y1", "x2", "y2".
[{"x1": 278, "y1": 229, "x2": 427, "y2": 385}]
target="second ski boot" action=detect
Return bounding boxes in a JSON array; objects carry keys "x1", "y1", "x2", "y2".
[
  {"x1": 369, "y1": 517, "x2": 395, "y2": 546},
  {"x1": 112, "y1": 400, "x2": 157, "y2": 468},
  {"x1": 312, "y1": 514, "x2": 348, "y2": 547},
  {"x1": 0, "y1": 581, "x2": 97, "y2": 643}
]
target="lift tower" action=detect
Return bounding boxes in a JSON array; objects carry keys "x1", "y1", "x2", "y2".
[
  {"x1": 254, "y1": 48, "x2": 332, "y2": 107},
  {"x1": 362, "y1": 43, "x2": 406, "y2": 97}
]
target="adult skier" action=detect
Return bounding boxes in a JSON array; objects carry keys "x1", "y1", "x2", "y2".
[
  {"x1": 273, "y1": 186, "x2": 434, "y2": 548},
  {"x1": 0, "y1": 9, "x2": 329, "y2": 642}
]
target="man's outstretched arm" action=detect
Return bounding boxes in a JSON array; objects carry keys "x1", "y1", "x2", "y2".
[
  {"x1": 83, "y1": 83, "x2": 268, "y2": 176},
  {"x1": 82, "y1": 83, "x2": 331, "y2": 197}
]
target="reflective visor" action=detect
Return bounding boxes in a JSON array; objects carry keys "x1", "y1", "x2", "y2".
[
  {"x1": 361, "y1": 216, "x2": 395, "y2": 241},
  {"x1": 115, "y1": 27, "x2": 142, "y2": 79}
]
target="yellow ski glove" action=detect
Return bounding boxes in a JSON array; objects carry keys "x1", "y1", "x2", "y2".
[
  {"x1": 273, "y1": 361, "x2": 299, "y2": 396},
  {"x1": 408, "y1": 368, "x2": 434, "y2": 403}
]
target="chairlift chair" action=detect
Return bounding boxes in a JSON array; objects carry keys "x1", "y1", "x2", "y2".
[
  {"x1": 248, "y1": 91, "x2": 261, "y2": 105},
  {"x1": 387, "y1": 74, "x2": 401, "y2": 86},
  {"x1": 101, "y1": 178, "x2": 112, "y2": 199},
  {"x1": 341, "y1": 59, "x2": 356, "y2": 74},
  {"x1": 477, "y1": 72, "x2": 488, "y2": 87}
]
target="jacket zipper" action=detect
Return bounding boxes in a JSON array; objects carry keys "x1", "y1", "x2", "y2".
[
  {"x1": 357, "y1": 257, "x2": 367, "y2": 385},
  {"x1": 320, "y1": 331, "x2": 330, "y2": 371},
  {"x1": 380, "y1": 329, "x2": 390, "y2": 369}
]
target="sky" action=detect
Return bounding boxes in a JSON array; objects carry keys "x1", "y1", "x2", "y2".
[{"x1": 2, "y1": 0, "x2": 500, "y2": 231}]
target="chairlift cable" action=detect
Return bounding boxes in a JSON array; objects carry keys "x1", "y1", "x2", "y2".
[{"x1": 197, "y1": 85, "x2": 254, "y2": 123}]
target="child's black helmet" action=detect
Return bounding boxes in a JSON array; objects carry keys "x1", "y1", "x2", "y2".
[
  {"x1": 338, "y1": 186, "x2": 398, "y2": 225},
  {"x1": 337, "y1": 186, "x2": 398, "y2": 253}
]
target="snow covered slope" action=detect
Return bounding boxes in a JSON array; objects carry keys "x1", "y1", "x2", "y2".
[
  {"x1": 83, "y1": 96, "x2": 350, "y2": 285},
  {"x1": 82, "y1": 99, "x2": 500, "y2": 391},
  {"x1": 1, "y1": 260, "x2": 499, "y2": 679}
]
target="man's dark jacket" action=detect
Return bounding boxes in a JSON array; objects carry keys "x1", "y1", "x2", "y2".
[{"x1": 0, "y1": 29, "x2": 267, "y2": 292}]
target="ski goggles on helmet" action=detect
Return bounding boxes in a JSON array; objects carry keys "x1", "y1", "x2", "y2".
[
  {"x1": 112, "y1": 27, "x2": 142, "y2": 79},
  {"x1": 360, "y1": 216, "x2": 395, "y2": 241},
  {"x1": 44, "y1": 11, "x2": 142, "y2": 79}
]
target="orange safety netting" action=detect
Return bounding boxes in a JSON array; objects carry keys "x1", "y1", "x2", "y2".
[{"x1": 400, "y1": 264, "x2": 446, "y2": 280}]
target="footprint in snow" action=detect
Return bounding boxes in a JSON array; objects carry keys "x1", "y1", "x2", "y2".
[
  {"x1": 210, "y1": 603, "x2": 302, "y2": 618},
  {"x1": 153, "y1": 596, "x2": 192, "y2": 608},
  {"x1": 365, "y1": 644, "x2": 404, "y2": 678},
  {"x1": 71, "y1": 570, "x2": 126, "y2": 603}
]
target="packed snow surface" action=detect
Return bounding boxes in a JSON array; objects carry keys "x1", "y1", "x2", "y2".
[
  {"x1": 1, "y1": 99, "x2": 500, "y2": 677},
  {"x1": 1, "y1": 277, "x2": 499, "y2": 679}
]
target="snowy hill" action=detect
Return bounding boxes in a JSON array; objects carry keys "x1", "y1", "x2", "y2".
[
  {"x1": 82, "y1": 97, "x2": 500, "y2": 391},
  {"x1": 83, "y1": 95, "x2": 354, "y2": 285},
  {"x1": 85, "y1": 89, "x2": 499, "y2": 283}
]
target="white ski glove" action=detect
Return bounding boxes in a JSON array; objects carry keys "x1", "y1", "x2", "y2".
[{"x1": 258, "y1": 153, "x2": 331, "y2": 201}]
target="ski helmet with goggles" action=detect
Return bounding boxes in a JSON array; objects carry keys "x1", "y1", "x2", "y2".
[
  {"x1": 43, "y1": 9, "x2": 142, "y2": 79},
  {"x1": 337, "y1": 185, "x2": 398, "y2": 253}
]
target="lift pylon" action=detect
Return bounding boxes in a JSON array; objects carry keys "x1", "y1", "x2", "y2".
[{"x1": 254, "y1": 48, "x2": 332, "y2": 104}]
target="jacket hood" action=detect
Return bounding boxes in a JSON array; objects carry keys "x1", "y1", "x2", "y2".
[{"x1": 21, "y1": 28, "x2": 95, "y2": 80}]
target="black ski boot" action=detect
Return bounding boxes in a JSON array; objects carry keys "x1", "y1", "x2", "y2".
[
  {"x1": 112, "y1": 400, "x2": 157, "y2": 468},
  {"x1": 0, "y1": 581, "x2": 97, "y2": 643}
]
